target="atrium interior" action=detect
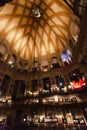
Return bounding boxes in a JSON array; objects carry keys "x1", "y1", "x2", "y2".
[{"x1": 0, "y1": 0, "x2": 87, "y2": 130}]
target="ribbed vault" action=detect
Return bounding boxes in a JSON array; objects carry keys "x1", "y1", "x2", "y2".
[{"x1": 0, "y1": 0, "x2": 73, "y2": 63}]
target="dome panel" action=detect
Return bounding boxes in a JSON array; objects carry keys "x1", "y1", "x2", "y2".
[
  {"x1": 14, "y1": 38, "x2": 22, "y2": 52},
  {"x1": 25, "y1": 47, "x2": 30, "y2": 60},
  {"x1": 21, "y1": 17, "x2": 28, "y2": 25},
  {"x1": 14, "y1": 41, "x2": 21, "y2": 52},
  {"x1": 0, "y1": 19, "x2": 8, "y2": 31},
  {"x1": 46, "y1": 9, "x2": 53, "y2": 16},
  {"x1": 41, "y1": 44, "x2": 47, "y2": 56},
  {"x1": 16, "y1": 6, "x2": 24, "y2": 14},
  {"x1": 50, "y1": 31, "x2": 56, "y2": 44},
  {"x1": 6, "y1": 30, "x2": 16, "y2": 43},
  {"x1": 51, "y1": 3, "x2": 64, "y2": 13},
  {"x1": 15, "y1": 29, "x2": 24, "y2": 41},
  {"x1": 44, "y1": 24, "x2": 50, "y2": 34},
  {"x1": 0, "y1": 4, "x2": 14, "y2": 14},
  {"x1": 18, "y1": 0, "x2": 26, "y2": 5},
  {"x1": 49, "y1": 42, "x2": 55, "y2": 54},
  {"x1": 6, "y1": 17, "x2": 20, "y2": 32},
  {"x1": 25, "y1": 9, "x2": 30, "y2": 16},
  {"x1": 52, "y1": 16, "x2": 65, "y2": 26}
]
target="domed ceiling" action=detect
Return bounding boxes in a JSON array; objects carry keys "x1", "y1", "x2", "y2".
[{"x1": 0, "y1": 0, "x2": 73, "y2": 63}]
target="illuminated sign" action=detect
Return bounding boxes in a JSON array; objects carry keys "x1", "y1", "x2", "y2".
[
  {"x1": 71, "y1": 77, "x2": 86, "y2": 90},
  {"x1": 45, "y1": 118, "x2": 58, "y2": 122}
]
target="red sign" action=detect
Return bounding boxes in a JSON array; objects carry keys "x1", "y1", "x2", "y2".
[{"x1": 71, "y1": 77, "x2": 86, "y2": 90}]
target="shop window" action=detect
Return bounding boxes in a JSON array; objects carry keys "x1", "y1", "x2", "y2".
[
  {"x1": 52, "y1": 63, "x2": 60, "y2": 69},
  {"x1": 69, "y1": 69, "x2": 82, "y2": 82},
  {"x1": 69, "y1": 69, "x2": 86, "y2": 91},
  {"x1": 15, "y1": 109, "x2": 23, "y2": 125},
  {"x1": 18, "y1": 80, "x2": 26, "y2": 98},
  {"x1": 31, "y1": 79, "x2": 38, "y2": 92},
  {"x1": 43, "y1": 77, "x2": 51, "y2": 90},
  {"x1": 12, "y1": 80, "x2": 26, "y2": 99},
  {"x1": 51, "y1": 57, "x2": 60, "y2": 69},
  {"x1": 1, "y1": 74, "x2": 11, "y2": 96},
  {"x1": 12, "y1": 80, "x2": 20, "y2": 99},
  {"x1": 55, "y1": 76, "x2": 65, "y2": 88}
]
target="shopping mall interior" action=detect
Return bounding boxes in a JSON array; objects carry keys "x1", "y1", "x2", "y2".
[{"x1": 0, "y1": 0, "x2": 87, "y2": 130}]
